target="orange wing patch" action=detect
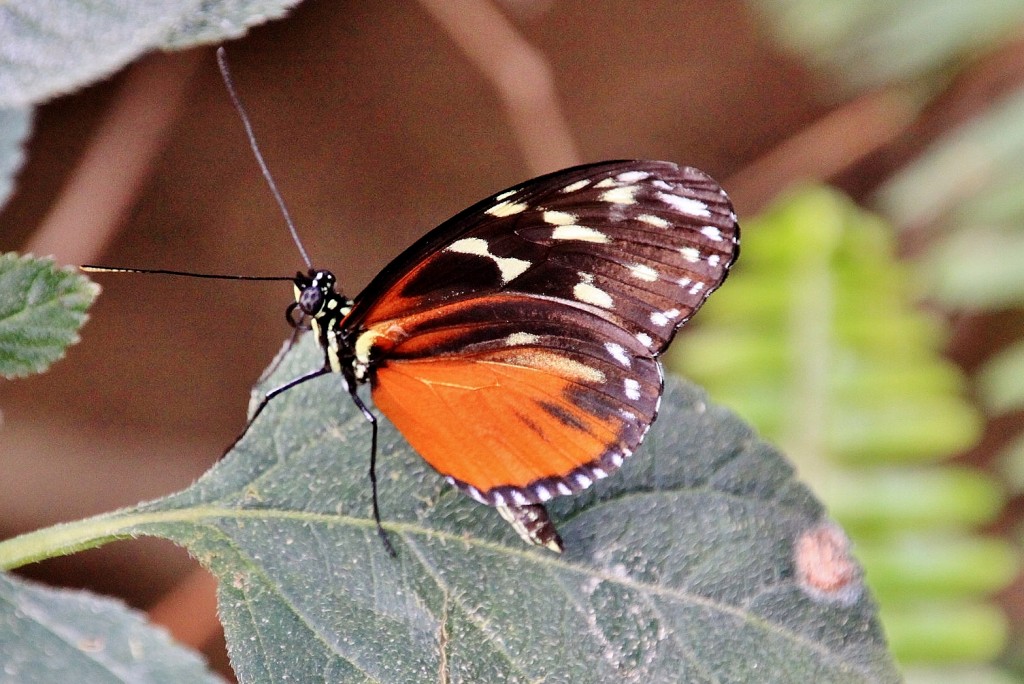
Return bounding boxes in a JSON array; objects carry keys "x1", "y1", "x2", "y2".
[{"x1": 371, "y1": 353, "x2": 637, "y2": 504}]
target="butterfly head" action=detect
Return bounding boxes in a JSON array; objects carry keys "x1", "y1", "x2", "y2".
[{"x1": 290, "y1": 269, "x2": 353, "y2": 325}]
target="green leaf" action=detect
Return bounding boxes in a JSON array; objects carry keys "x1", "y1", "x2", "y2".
[
  {"x1": 0, "y1": 107, "x2": 32, "y2": 208},
  {"x1": 879, "y1": 602, "x2": 1007, "y2": 664},
  {"x1": 0, "y1": 0, "x2": 303, "y2": 107},
  {"x1": 0, "y1": 337, "x2": 899, "y2": 683},
  {"x1": 996, "y1": 431, "x2": 1024, "y2": 494},
  {"x1": 918, "y1": 226, "x2": 1024, "y2": 311},
  {"x1": 0, "y1": 253, "x2": 99, "y2": 378},
  {"x1": 977, "y1": 340, "x2": 1024, "y2": 414},
  {"x1": 0, "y1": 572, "x2": 221, "y2": 683}
]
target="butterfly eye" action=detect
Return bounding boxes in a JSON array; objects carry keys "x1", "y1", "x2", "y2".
[{"x1": 299, "y1": 285, "x2": 325, "y2": 315}]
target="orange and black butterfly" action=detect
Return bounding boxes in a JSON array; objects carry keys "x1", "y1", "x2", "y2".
[
  {"x1": 272, "y1": 160, "x2": 739, "y2": 553},
  {"x1": 86, "y1": 53, "x2": 739, "y2": 554}
]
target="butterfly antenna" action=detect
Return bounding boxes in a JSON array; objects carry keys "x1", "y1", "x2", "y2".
[
  {"x1": 80, "y1": 265, "x2": 293, "y2": 281},
  {"x1": 216, "y1": 46, "x2": 313, "y2": 270}
]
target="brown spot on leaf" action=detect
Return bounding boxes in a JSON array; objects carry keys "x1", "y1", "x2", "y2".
[{"x1": 794, "y1": 522, "x2": 862, "y2": 604}]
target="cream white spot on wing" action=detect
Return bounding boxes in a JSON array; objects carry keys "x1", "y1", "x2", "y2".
[
  {"x1": 484, "y1": 200, "x2": 528, "y2": 217},
  {"x1": 689, "y1": 282, "x2": 705, "y2": 295},
  {"x1": 629, "y1": 263, "x2": 659, "y2": 282},
  {"x1": 561, "y1": 179, "x2": 590, "y2": 193},
  {"x1": 534, "y1": 485, "x2": 553, "y2": 502},
  {"x1": 574, "y1": 473, "x2": 593, "y2": 489},
  {"x1": 604, "y1": 341, "x2": 631, "y2": 367},
  {"x1": 701, "y1": 225, "x2": 723, "y2": 241},
  {"x1": 601, "y1": 185, "x2": 639, "y2": 205},
  {"x1": 500, "y1": 348, "x2": 606, "y2": 384},
  {"x1": 551, "y1": 225, "x2": 611, "y2": 243},
  {"x1": 636, "y1": 214, "x2": 669, "y2": 229},
  {"x1": 511, "y1": 490, "x2": 529, "y2": 505},
  {"x1": 610, "y1": 453, "x2": 624, "y2": 467},
  {"x1": 650, "y1": 308, "x2": 681, "y2": 327},
  {"x1": 573, "y1": 272, "x2": 614, "y2": 309},
  {"x1": 557, "y1": 482, "x2": 573, "y2": 495},
  {"x1": 651, "y1": 179, "x2": 673, "y2": 191},
  {"x1": 594, "y1": 177, "x2": 618, "y2": 189},
  {"x1": 495, "y1": 188, "x2": 517, "y2": 201},
  {"x1": 615, "y1": 170, "x2": 650, "y2": 183},
  {"x1": 624, "y1": 378, "x2": 642, "y2": 401},
  {"x1": 677, "y1": 276, "x2": 692, "y2": 288},
  {"x1": 708, "y1": 254, "x2": 721, "y2": 268},
  {"x1": 543, "y1": 210, "x2": 577, "y2": 225},
  {"x1": 658, "y1": 192, "x2": 711, "y2": 217},
  {"x1": 505, "y1": 332, "x2": 540, "y2": 346},
  {"x1": 637, "y1": 331, "x2": 653, "y2": 347},
  {"x1": 446, "y1": 237, "x2": 531, "y2": 283},
  {"x1": 679, "y1": 246, "x2": 701, "y2": 263}
]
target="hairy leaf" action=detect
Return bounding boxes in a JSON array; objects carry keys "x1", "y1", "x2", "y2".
[
  {"x1": 0, "y1": 253, "x2": 98, "y2": 378},
  {"x1": 0, "y1": 0, "x2": 302, "y2": 107},
  {"x1": 0, "y1": 107, "x2": 32, "y2": 209},
  {"x1": 0, "y1": 336, "x2": 899, "y2": 681},
  {"x1": 99, "y1": 338, "x2": 897, "y2": 683},
  {"x1": 0, "y1": 572, "x2": 221, "y2": 683}
]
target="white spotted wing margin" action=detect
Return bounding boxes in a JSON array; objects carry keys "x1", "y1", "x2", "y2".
[{"x1": 341, "y1": 160, "x2": 739, "y2": 549}]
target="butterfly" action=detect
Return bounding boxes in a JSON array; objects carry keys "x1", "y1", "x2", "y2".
[
  {"x1": 84, "y1": 54, "x2": 739, "y2": 554},
  {"x1": 270, "y1": 159, "x2": 740, "y2": 553}
]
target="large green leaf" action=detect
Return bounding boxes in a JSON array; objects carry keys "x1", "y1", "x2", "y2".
[
  {"x1": 0, "y1": 0, "x2": 303, "y2": 108},
  {"x1": 0, "y1": 572, "x2": 221, "y2": 683},
  {"x1": 0, "y1": 337, "x2": 898, "y2": 682},
  {"x1": 0, "y1": 253, "x2": 99, "y2": 378},
  {"x1": 0, "y1": 107, "x2": 32, "y2": 209}
]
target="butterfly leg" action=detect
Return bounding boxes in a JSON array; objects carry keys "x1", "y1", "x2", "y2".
[
  {"x1": 496, "y1": 504, "x2": 564, "y2": 553},
  {"x1": 345, "y1": 387, "x2": 397, "y2": 558},
  {"x1": 225, "y1": 366, "x2": 333, "y2": 455},
  {"x1": 255, "y1": 325, "x2": 303, "y2": 385}
]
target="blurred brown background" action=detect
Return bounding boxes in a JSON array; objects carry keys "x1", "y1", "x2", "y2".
[{"x1": 2, "y1": 0, "x2": 984, "y2": 676}]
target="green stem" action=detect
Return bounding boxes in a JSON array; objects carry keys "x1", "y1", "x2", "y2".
[{"x1": 0, "y1": 509, "x2": 186, "y2": 570}]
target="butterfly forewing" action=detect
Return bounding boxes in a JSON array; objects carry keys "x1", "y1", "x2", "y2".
[{"x1": 344, "y1": 160, "x2": 738, "y2": 505}]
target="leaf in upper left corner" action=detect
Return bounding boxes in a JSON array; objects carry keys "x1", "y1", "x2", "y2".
[{"x1": 0, "y1": 253, "x2": 99, "y2": 378}]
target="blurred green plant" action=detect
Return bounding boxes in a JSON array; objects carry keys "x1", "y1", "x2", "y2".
[
  {"x1": 749, "y1": 0, "x2": 1024, "y2": 92},
  {"x1": 670, "y1": 187, "x2": 1019, "y2": 680},
  {"x1": 749, "y1": 1, "x2": 1024, "y2": 679},
  {"x1": 877, "y1": 84, "x2": 1024, "y2": 512}
]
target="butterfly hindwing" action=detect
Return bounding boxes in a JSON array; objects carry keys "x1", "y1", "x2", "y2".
[{"x1": 342, "y1": 160, "x2": 739, "y2": 505}]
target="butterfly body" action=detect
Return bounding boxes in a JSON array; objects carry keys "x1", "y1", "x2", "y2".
[{"x1": 287, "y1": 160, "x2": 739, "y2": 552}]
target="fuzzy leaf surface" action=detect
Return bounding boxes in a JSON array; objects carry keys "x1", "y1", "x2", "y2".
[
  {"x1": 114, "y1": 338, "x2": 899, "y2": 683},
  {"x1": 0, "y1": 253, "x2": 98, "y2": 378},
  {"x1": 0, "y1": 572, "x2": 222, "y2": 683}
]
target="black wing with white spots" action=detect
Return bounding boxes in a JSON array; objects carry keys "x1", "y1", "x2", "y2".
[{"x1": 336, "y1": 160, "x2": 738, "y2": 538}]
